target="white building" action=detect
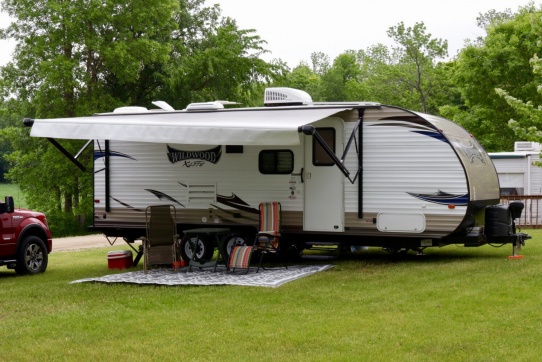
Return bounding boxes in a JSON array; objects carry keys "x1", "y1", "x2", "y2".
[{"x1": 489, "y1": 141, "x2": 542, "y2": 226}]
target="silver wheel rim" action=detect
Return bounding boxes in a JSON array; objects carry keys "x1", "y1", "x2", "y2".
[
  {"x1": 185, "y1": 238, "x2": 205, "y2": 259},
  {"x1": 24, "y1": 243, "x2": 44, "y2": 271}
]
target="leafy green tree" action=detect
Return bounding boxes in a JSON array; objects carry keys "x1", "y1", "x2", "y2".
[
  {"x1": 357, "y1": 44, "x2": 406, "y2": 105},
  {"x1": 386, "y1": 22, "x2": 448, "y2": 113},
  {"x1": 0, "y1": 0, "x2": 178, "y2": 234},
  {"x1": 0, "y1": 0, "x2": 282, "y2": 235},
  {"x1": 310, "y1": 52, "x2": 331, "y2": 76},
  {"x1": 444, "y1": 4, "x2": 542, "y2": 152},
  {"x1": 161, "y1": 1, "x2": 286, "y2": 108},
  {"x1": 282, "y1": 62, "x2": 322, "y2": 100},
  {"x1": 320, "y1": 51, "x2": 363, "y2": 101},
  {"x1": 496, "y1": 9, "x2": 542, "y2": 144}
]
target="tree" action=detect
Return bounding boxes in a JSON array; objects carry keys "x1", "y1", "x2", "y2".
[
  {"x1": 386, "y1": 21, "x2": 448, "y2": 113},
  {"x1": 357, "y1": 44, "x2": 407, "y2": 105},
  {"x1": 319, "y1": 51, "x2": 363, "y2": 101},
  {"x1": 160, "y1": 1, "x2": 286, "y2": 108},
  {"x1": 282, "y1": 62, "x2": 321, "y2": 100},
  {"x1": 444, "y1": 4, "x2": 542, "y2": 152},
  {"x1": 496, "y1": 9, "x2": 542, "y2": 144},
  {"x1": 0, "y1": 0, "x2": 179, "y2": 233},
  {"x1": 0, "y1": 0, "x2": 282, "y2": 234}
]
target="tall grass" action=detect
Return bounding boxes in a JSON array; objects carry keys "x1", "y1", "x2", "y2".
[
  {"x1": 0, "y1": 231, "x2": 541, "y2": 361},
  {"x1": 0, "y1": 182, "x2": 27, "y2": 209}
]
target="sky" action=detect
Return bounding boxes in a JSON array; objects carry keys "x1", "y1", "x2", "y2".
[
  {"x1": 206, "y1": 0, "x2": 533, "y2": 67},
  {"x1": 0, "y1": 0, "x2": 536, "y2": 67}
]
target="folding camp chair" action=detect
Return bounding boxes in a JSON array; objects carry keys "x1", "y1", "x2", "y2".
[
  {"x1": 227, "y1": 245, "x2": 254, "y2": 274},
  {"x1": 142, "y1": 205, "x2": 180, "y2": 273},
  {"x1": 253, "y1": 202, "x2": 286, "y2": 272}
]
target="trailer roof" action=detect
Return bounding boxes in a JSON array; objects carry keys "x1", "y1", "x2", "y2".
[{"x1": 28, "y1": 105, "x2": 365, "y2": 146}]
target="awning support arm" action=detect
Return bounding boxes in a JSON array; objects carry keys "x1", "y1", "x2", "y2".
[
  {"x1": 46, "y1": 138, "x2": 88, "y2": 172},
  {"x1": 24, "y1": 117, "x2": 90, "y2": 172},
  {"x1": 339, "y1": 108, "x2": 364, "y2": 184},
  {"x1": 298, "y1": 125, "x2": 350, "y2": 178},
  {"x1": 298, "y1": 108, "x2": 364, "y2": 185}
]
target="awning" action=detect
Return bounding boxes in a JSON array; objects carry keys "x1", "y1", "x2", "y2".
[{"x1": 29, "y1": 106, "x2": 354, "y2": 146}]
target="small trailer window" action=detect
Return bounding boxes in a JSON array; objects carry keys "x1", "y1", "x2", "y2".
[
  {"x1": 313, "y1": 128, "x2": 335, "y2": 166},
  {"x1": 259, "y1": 150, "x2": 294, "y2": 174}
]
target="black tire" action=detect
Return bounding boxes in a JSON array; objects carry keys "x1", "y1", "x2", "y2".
[
  {"x1": 179, "y1": 236, "x2": 214, "y2": 262},
  {"x1": 15, "y1": 236, "x2": 48, "y2": 275},
  {"x1": 222, "y1": 234, "x2": 248, "y2": 261}
]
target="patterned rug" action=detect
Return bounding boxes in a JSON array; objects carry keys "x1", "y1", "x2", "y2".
[{"x1": 70, "y1": 265, "x2": 334, "y2": 288}]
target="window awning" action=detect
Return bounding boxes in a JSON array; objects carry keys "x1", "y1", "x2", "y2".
[{"x1": 29, "y1": 106, "x2": 354, "y2": 146}]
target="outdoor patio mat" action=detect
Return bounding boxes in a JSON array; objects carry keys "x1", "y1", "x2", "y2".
[{"x1": 70, "y1": 265, "x2": 334, "y2": 288}]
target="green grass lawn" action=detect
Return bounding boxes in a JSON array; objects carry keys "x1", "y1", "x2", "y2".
[
  {"x1": 0, "y1": 183, "x2": 28, "y2": 209},
  {"x1": 1, "y1": 231, "x2": 541, "y2": 361}
]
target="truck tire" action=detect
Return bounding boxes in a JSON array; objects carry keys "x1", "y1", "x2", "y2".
[
  {"x1": 179, "y1": 236, "x2": 214, "y2": 262},
  {"x1": 15, "y1": 236, "x2": 48, "y2": 275}
]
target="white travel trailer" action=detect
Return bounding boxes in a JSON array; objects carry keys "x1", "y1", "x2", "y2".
[{"x1": 25, "y1": 88, "x2": 529, "y2": 259}]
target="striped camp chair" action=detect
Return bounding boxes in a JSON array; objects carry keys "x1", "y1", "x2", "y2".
[
  {"x1": 253, "y1": 202, "x2": 285, "y2": 272},
  {"x1": 228, "y1": 245, "x2": 254, "y2": 274}
]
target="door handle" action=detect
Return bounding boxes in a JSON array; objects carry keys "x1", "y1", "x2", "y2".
[{"x1": 291, "y1": 168, "x2": 304, "y2": 183}]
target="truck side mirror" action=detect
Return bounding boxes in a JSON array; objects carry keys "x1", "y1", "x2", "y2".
[{"x1": 5, "y1": 196, "x2": 14, "y2": 213}]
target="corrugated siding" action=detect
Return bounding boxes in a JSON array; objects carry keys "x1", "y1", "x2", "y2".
[
  {"x1": 94, "y1": 107, "x2": 471, "y2": 237},
  {"x1": 94, "y1": 140, "x2": 304, "y2": 227}
]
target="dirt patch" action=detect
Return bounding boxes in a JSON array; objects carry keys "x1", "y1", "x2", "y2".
[{"x1": 52, "y1": 234, "x2": 134, "y2": 252}]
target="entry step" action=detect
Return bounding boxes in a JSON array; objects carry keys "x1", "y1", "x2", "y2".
[{"x1": 305, "y1": 241, "x2": 341, "y2": 249}]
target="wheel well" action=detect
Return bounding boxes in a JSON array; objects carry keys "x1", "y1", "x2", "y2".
[{"x1": 18, "y1": 226, "x2": 50, "y2": 253}]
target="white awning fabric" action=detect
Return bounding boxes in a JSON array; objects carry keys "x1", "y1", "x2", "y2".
[{"x1": 30, "y1": 107, "x2": 353, "y2": 146}]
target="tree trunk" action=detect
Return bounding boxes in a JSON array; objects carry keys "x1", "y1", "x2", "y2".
[{"x1": 64, "y1": 191, "x2": 73, "y2": 213}]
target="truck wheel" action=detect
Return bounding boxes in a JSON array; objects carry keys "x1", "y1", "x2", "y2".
[
  {"x1": 180, "y1": 236, "x2": 214, "y2": 262},
  {"x1": 15, "y1": 236, "x2": 48, "y2": 275}
]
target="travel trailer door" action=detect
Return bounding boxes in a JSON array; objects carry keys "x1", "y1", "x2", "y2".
[{"x1": 303, "y1": 118, "x2": 345, "y2": 232}]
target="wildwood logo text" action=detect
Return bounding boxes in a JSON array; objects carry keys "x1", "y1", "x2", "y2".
[{"x1": 167, "y1": 145, "x2": 222, "y2": 165}]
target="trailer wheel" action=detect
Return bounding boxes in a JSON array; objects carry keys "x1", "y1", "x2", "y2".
[
  {"x1": 15, "y1": 236, "x2": 48, "y2": 275},
  {"x1": 222, "y1": 235, "x2": 248, "y2": 260},
  {"x1": 180, "y1": 236, "x2": 214, "y2": 262}
]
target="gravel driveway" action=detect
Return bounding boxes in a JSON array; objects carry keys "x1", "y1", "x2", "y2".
[{"x1": 52, "y1": 234, "x2": 134, "y2": 252}]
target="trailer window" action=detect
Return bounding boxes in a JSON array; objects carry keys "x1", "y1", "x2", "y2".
[
  {"x1": 313, "y1": 128, "x2": 335, "y2": 166},
  {"x1": 259, "y1": 150, "x2": 294, "y2": 174}
]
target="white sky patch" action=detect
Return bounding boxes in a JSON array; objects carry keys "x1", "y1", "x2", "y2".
[
  {"x1": 0, "y1": 1, "x2": 534, "y2": 67},
  {"x1": 208, "y1": 0, "x2": 533, "y2": 66}
]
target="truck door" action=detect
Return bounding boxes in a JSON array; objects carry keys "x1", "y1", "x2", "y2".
[
  {"x1": 0, "y1": 202, "x2": 13, "y2": 255},
  {"x1": 303, "y1": 118, "x2": 345, "y2": 232}
]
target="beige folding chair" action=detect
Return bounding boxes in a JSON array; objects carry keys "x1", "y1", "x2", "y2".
[{"x1": 142, "y1": 205, "x2": 180, "y2": 273}]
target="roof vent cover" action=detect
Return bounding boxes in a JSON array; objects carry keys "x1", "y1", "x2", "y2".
[{"x1": 264, "y1": 87, "x2": 312, "y2": 106}]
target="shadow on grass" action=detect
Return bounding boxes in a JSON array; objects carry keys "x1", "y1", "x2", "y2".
[
  {"x1": 0, "y1": 270, "x2": 18, "y2": 279},
  {"x1": 297, "y1": 244, "x2": 516, "y2": 265}
]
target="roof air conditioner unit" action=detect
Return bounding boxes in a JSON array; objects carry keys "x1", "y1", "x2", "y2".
[
  {"x1": 514, "y1": 141, "x2": 542, "y2": 152},
  {"x1": 264, "y1": 87, "x2": 312, "y2": 106}
]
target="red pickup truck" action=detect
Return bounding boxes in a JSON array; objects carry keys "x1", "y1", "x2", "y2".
[{"x1": 0, "y1": 196, "x2": 52, "y2": 275}]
